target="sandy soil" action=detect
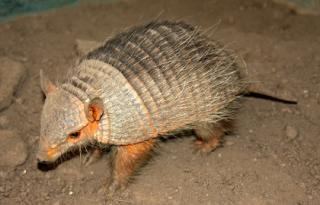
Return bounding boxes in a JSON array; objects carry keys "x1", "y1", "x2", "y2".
[{"x1": 0, "y1": 0, "x2": 319, "y2": 204}]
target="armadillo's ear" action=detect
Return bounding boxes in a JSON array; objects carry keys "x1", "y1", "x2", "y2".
[
  {"x1": 85, "y1": 97, "x2": 104, "y2": 122},
  {"x1": 40, "y1": 69, "x2": 57, "y2": 96}
]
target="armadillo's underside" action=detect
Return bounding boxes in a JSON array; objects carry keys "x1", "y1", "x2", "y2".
[{"x1": 61, "y1": 21, "x2": 245, "y2": 145}]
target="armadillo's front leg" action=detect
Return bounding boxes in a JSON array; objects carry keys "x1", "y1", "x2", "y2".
[
  {"x1": 108, "y1": 139, "x2": 155, "y2": 193},
  {"x1": 83, "y1": 148, "x2": 103, "y2": 166}
]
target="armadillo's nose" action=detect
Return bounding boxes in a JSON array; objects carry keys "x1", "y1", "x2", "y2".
[
  {"x1": 37, "y1": 138, "x2": 49, "y2": 161},
  {"x1": 36, "y1": 146, "x2": 53, "y2": 163},
  {"x1": 36, "y1": 158, "x2": 48, "y2": 164},
  {"x1": 37, "y1": 139, "x2": 59, "y2": 162},
  {"x1": 36, "y1": 146, "x2": 58, "y2": 171},
  {"x1": 36, "y1": 151, "x2": 49, "y2": 163},
  {"x1": 37, "y1": 157, "x2": 57, "y2": 171}
]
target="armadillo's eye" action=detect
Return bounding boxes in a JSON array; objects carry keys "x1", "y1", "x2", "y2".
[{"x1": 69, "y1": 131, "x2": 80, "y2": 139}]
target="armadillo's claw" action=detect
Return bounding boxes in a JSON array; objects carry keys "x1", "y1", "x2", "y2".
[
  {"x1": 193, "y1": 138, "x2": 223, "y2": 154},
  {"x1": 106, "y1": 181, "x2": 128, "y2": 201},
  {"x1": 82, "y1": 148, "x2": 103, "y2": 166},
  {"x1": 108, "y1": 181, "x2": 120, "y2": 195}
]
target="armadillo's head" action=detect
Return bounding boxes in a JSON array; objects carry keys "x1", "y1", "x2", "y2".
[{"x1": 37, "y1": 71, "x2": 104, "y2": 163}]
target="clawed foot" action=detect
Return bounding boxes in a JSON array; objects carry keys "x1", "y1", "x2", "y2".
[
  {"x1": 193, "y1": 137, "x2": 222, "y2": 154},
  {"x1": 108, "y1": 181, "x2": 123, "y2": 194},
  {"x1": 82, "y1": 148, "x2": 103, "y2": 166},
  {"x1": 105, "y1": 180, "x2": 128, "y2": 201}
]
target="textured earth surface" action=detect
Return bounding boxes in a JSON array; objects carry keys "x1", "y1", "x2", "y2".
[{"x1": 0, "y1": 0, "x2": 319, "y2": 204}]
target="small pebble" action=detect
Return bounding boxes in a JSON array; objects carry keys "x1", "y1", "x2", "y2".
[
  {"x1": 299, "y1": 182, "x2": 306, "y2": 189},
  {"x1": 0, "y1": 57, "x2": 26, "y2": 110},
  {"x1": 0, "y1": 115, "x2": 9, "y2": 127},
  {"x1": 226, "y1": 141, "x2": 234, "y2": 146},
  {"x1": 0, "y1": 171, "x2": 8, "y2": 178},
  {"x1": 285, "y1": 125, "x2": 299, "y2": 140},
  {"x1": 52, "y1": 201, "x2": 61, "y2": 205},
  {"x1": 15, "y1": 97, "x2": 24, "y2": 105},
  {"x1": 281, "y1": 108, "x2": 293, "y2": 114}
]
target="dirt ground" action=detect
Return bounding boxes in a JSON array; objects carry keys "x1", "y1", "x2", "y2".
[{"x1": 0, "y1": 0, "x2": 319, "y2": 204}]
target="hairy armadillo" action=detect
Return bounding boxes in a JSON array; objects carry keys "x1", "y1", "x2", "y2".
[{"x1": 37, "y1": 21, "x2": 245, "y2": 190}]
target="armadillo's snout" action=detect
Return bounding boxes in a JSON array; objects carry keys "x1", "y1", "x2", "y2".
[
  {"x1": 36, "y1": 149, "x2": 50, "y2": 163},
  {"x1": 36, "y1": 141, "x2": 60, "y2": 163},
  {"x1": 36, "y1": 149, "x2": 57, "y2": 171},
  {"x1": 36, "y1": 140, "x2": 63, "y2": 171},
  {"x1": 37, "y1": 154, "x2": 57, "y2": 171}
]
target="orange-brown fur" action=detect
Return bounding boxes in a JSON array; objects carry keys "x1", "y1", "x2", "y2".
[
  {"x1": 46, "y1": 147, "x2": 58, "y2": 159},
  {"x1": 44, "y1": 121, "x2": 99, "y2": 160},
  {"x1": 66, "y1": 121, "x2": 99, "y2": 143},
  {"x1": 109, "y1": 139, "x2": 155, "y2": 191},
  {"x1": 105, "y1": 122, "x2": 231, "y2": 190},
  {"x1": 194, "y1": 121, "x2": 231, "y2": 153},
  {"x1": 40, "y1": 69, "x2": 231, "y2": 191}
]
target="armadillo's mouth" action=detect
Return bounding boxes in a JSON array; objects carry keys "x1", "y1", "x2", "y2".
[
  {"x1": 37, "y1": 138, "x2": 94, "y2": 166},
  {"x1": 36, "y1": 140, "x2": 72, "y2": 163},
  {"x1": 36, "y1": 144, "x2": 72, "y2": 171},
  {"x1": 37, "y1": 144, "x2": 76, "y2": 171},
  {"x1": 36, "y1": 151, "x2": 61, "y2": 171}
]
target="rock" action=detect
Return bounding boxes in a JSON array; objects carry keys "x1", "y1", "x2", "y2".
[
  {"x1": 272, "y1": 0, "x2": 320, "y2": 16},
  {"x1": 0, "y1": 130, "x2": 28, "y2": 169},
  {"x1": 226, "y1": 141, "x2": 235, "y2": 146},
  {"x1": 52, "y1": 201, "x2": 61, "y2": 205},
  {"x1": 0, "y1": 115, "x2": 9, "y2": 128},
  {"x1": 285, "y1": 125, "x2": 299, "y2": 140},
  {"x1": 0, "y1": 57, "x2": 26, "y2": 111},
  {"x1": 75, "y1": 39, "x2": 101, "y2": 57}
]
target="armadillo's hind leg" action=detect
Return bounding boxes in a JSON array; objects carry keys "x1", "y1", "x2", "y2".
[
  {"x1": 108, "y1": 139, "x2": 155, "y2": 194},
  {"x1": 193, "y1": 120, "x2": 231, "y2": 153}
]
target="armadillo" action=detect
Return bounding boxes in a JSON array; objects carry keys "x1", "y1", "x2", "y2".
[{"x1": 37, "y1": 21, "x2": 246, "y2": 190}]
